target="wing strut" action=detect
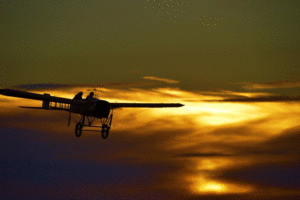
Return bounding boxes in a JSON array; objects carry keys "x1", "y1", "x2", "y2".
[{"x1": 68, "y1": 111, "x2": 71, "y2": 127}]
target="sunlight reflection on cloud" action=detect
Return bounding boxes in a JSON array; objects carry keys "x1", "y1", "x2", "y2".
[{"x1": 1, "y1": 85, "x2": 300, "y2": 197}]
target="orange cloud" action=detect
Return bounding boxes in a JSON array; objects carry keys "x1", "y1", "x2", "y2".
[
  {"x1": 231, "y1": 81, "x2": 300, "y2": 90},
  {"x1": 1, "y1": 85, "x2": 300, "y2": 198},
  {"x1": 143, "y1": 76, "x2": 179, "y2": 84}
]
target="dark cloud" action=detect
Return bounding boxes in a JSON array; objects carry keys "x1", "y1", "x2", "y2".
[
  {"x1": 11, "y1": 81, "x2": 159, "y2": 91},
  {"x1": 1, "y1": 126, "x2": 177, "y2": 199},
  {"x1": 13, "y1": 83, "x2": 70, "y2": 90},
  {"x1": 219, "y1": 161, "x2": 300, "y2": 190},
  {"x1": 236, "y1": 126, "x2": 300, "y2": 158},
  {"x1": 176, "y1": 153, "x2": 231, "y2": 158},
  {"x1": 176, "y1": 125, "x2": 300, "y2": 159},
  {"x1": 207, "y1": 127, "x2": 300, "y2": 190}
]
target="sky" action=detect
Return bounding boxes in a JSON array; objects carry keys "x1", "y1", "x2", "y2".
[{"x1": 1, "y1": 0, "x2": 300, "y2": 199}]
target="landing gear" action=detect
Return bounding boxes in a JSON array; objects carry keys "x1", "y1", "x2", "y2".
[
  {"x1": 75, "y1": 123, "x2": 82, "y2": 137},
  {"x1": 74, "y1": 110, "x2": 113, "y2": 139},
  {"x1": 75, "y1": 115, "x2": 85, "y2": 137},
  {"x1": 101, "y1": 125, "x2": 110, "y2": 139},
  {"x1": 100, "y1": 111, "x2": 113, "y2": 139}
]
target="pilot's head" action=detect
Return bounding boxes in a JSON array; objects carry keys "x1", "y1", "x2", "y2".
[
  {"x1": 78, "y1": 92, "x2": 83, "y2": 96},
  {"x1": 89, "y1": 92, "x2": 94, "y2": 97}
]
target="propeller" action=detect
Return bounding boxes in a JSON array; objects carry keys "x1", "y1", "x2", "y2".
[{"x1": 86, "y1": 87, "x2": 104, "y2": 99}]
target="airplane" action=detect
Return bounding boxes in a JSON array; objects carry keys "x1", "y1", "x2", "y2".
[{"x1": 0, "y1": 89, "x2": 184, "y2": 139}]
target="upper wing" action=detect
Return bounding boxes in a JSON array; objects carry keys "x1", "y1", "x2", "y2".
[
  {"x1": 110, "y1": 103, "x2": 184, "y2": 109},
  {"x1": 0, "y1": 89, "x2": 184, "y2": 108},
  {"x1": 0, "y1": 89, "x2": 84, "y2": 105}
]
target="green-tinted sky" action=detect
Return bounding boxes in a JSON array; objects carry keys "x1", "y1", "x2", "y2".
[
  {"x1": 1, "y1": 0, "x2": 299, "y2": 93},
  {"x1": 1, "y1": 1, "x2": 300, "y2": 199}
]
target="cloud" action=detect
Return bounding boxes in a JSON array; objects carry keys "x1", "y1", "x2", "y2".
[
  {"x1": 177, "y1": 125, "x2": 300, "y2": 158},
  {"x1": 1, "y1": 85, "x2": 300, "y2": 199},
  {"x1": 240, "y1": 126, "x2": 300, "y2": 157},
  {"x1": 12, "y1": 82, "x2": 133, "y2": 90},
  {"x1": 143, "y1": 76, "x2": 179, "y2": 84},
  {"x1": 13, "y1": 83, "x2": 70, "y2": 90},
  {"x1": 174, "y1": 126, "x2": 300, "y2": 197},
  {"x1": 231, "y1": 81, "x2": 300, "y2": 90},
  {"x1": 8, "y1": 82, "x2": 160, "y2": 97},
  {"x1": 214, "y1": 127, "x2": 300, "y2": 191},
  {"x1": 176, "y1": 153, "x2": 231, "y2": 158},
  {"x1": 206, "y1": 95, "x2": 300, "y2": 102}
]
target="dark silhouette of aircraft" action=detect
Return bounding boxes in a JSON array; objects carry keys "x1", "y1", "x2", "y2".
[{"x1": 0, "y1": 89, "x2": 184, "y2": 139}]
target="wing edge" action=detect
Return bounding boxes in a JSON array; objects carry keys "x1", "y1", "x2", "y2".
[{"x1": 110, "y1": 103, "x2": 184, "y2": 108}]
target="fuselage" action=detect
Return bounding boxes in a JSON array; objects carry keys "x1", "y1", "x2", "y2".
[{"x1": 70, "y1": 99, "x2": 110, "y2": 118}]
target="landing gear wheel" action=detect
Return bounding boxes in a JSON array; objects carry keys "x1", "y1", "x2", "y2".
[
  {"x1": 75, "y1": 123, "x2": 83, "y2": 137},
  {"x1": 101, "y1": 125, "x2": 110, "y2": 139}
]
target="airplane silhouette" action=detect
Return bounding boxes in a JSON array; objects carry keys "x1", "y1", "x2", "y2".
[{"x1": 0, "y1": 89, "x2": 184, "y2": 139}]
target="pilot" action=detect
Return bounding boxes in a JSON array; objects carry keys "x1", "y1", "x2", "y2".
[
  {"x1": 73, "y1": 92, "x2": 83, "y2": 100},
  {"x1": 86, "y1": 92, "x2": 94, "y2": 100}
]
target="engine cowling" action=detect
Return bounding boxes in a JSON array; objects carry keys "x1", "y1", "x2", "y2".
[{"x1": 93, "y1": 100, "x2": 110, "y2": 118}]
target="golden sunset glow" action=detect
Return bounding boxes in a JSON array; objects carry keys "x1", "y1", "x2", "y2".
[
  {"x1": 193, "y1": 177, "x2": 227, "y2": 193},
  {"x1": 2, "y1": 0, "x2": 300, "y2": 198},
  {"x1": 190, "y1": 174, "x2": 253, "y2": 194},
  {"x1": 1, "y1": 86, "x2": 299, "y2": 198}
]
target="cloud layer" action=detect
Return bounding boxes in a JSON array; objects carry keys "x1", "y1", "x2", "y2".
[
  {"x1": 1, "y1": 85, "x2": 300, "y2": 199},
  {"x1": 231, "y1": 81, "x2": 300, "y2": 90},
  {"x1": 143, "y1": 76, "x2": 180, "y2": 84}
]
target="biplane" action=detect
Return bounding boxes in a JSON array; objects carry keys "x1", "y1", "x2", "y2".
[{"x1": 0, "y1": 89, "x2": 184, "y2": 139}]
